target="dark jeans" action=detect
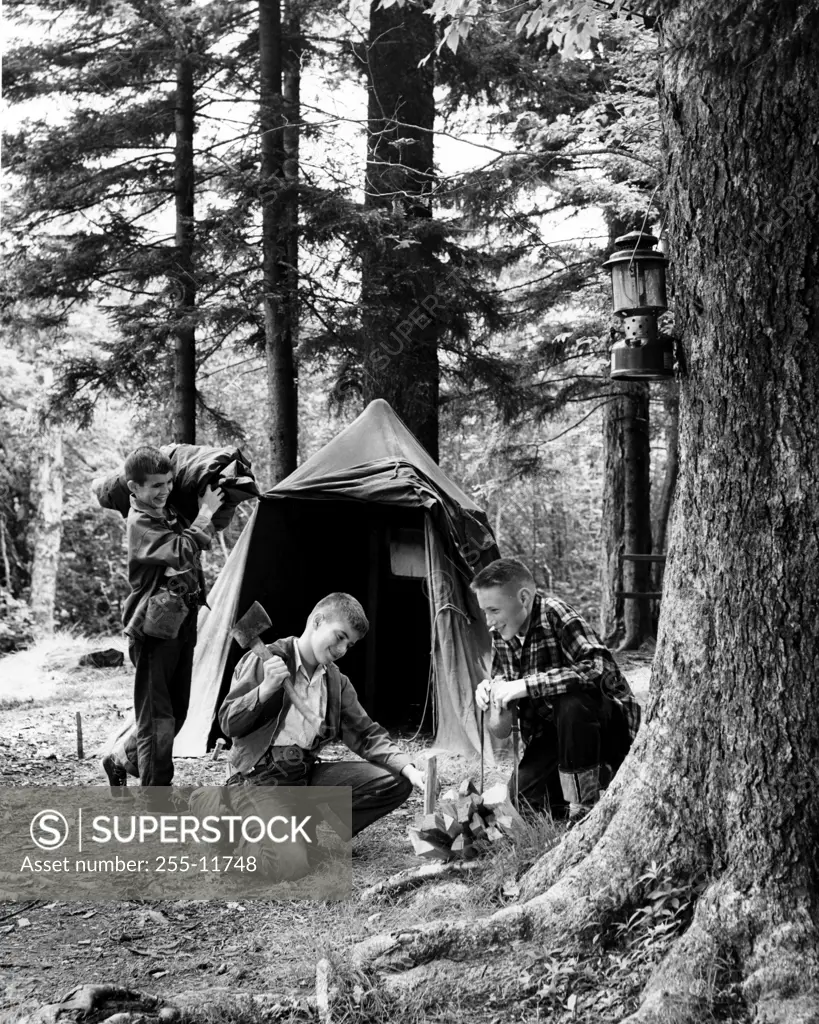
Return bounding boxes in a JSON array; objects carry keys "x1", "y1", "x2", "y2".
[
  {"x1": 513, "y1": 690, "x2": 632, "y2": 816},
  {"x1": 235, "y1": 754, "x2": 412, "y2": 837},
  {"x1": 125, "y1": 614, "x2": 197, "y2": 786}
]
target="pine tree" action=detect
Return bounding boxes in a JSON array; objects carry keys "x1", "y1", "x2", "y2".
[{"x1": 2, "y1": 0, "x2": 258, "y2": 437}]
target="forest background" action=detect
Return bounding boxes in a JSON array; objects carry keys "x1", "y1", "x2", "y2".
[{"x1": 0, "y1": 0, "x2": 676, "y2": 654}]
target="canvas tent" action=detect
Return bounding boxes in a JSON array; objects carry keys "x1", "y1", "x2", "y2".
[{"x1": 175, "y1": 399, "x2": 500, "y2": 759}]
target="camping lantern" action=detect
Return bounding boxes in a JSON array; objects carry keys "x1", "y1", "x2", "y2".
[{"x1": 603, "y1": 231, "x2": 673, "y2": 380}]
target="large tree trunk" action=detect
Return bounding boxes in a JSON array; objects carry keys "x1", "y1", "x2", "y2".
[
  {"x1": 361, "y1": 1, "x2": 439, "y2": 460},
  {"x1": 29, "y1": 421, "x2": 63, "y2": 635},
  {"x1": 172, "y1": 49, "x2": 196, "y2": 445},
  {"x1": 353, "y1": 6, "x2": 819, "y2": 1022},
  {"x1": 260, "y1": 0, "x2": 298, "y2": 481}
]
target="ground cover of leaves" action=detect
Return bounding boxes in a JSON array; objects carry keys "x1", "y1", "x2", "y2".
[{"x1": 0, "y1": 635, "x2": 666, "y2": 1023}]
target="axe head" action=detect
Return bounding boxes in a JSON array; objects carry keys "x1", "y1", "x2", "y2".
[{"x1": 231, "y1": 601, "x2": 273, "y2": 650}]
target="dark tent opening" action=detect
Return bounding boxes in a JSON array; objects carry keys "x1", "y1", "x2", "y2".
[{"x1": 225, "y1": 498, "x2": 432, "y2": 731}]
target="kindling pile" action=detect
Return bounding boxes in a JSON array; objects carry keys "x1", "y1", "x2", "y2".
[{"x1": 408, "y1": 777, "x2": 524, "y2": 861}]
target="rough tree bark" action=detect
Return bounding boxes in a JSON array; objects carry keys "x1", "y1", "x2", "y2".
[
  {"x1": 171, "y1": 47, "x2": 196, "y2": 445},
  {"x1": 260, "y1": 0, "x2": 298, "y2": 481},
  {"x1": 361, "y1": 0, "x2": 439, "y2": 460},
  {"x1": 354, "y1": 5, "x2": 819, "y2": 1022}
]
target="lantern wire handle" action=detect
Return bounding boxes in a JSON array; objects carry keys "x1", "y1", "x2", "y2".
[{"x1": 628, "y1": 183, "x2": 662, "y2": 273}]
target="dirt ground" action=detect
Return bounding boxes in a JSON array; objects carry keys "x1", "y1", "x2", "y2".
[{"x1": 0, "y1": 635, "x2": 653, "y2": 1022}]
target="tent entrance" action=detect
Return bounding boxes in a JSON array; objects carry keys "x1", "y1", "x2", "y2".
[
  {"x1": 238, "y1": 497, "x2": 432, "y2": 731},
  {"x1": 366, "y1": 513, "x2": 432, "y2": 730}
]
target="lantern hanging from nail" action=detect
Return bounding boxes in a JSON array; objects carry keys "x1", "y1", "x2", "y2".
[{"x1": 603, "y1": 231, "x2": 673, "y2": 380}]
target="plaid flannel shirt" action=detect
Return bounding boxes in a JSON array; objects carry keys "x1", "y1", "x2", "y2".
[{"x1": 490, "y1": 593, "x2": 641, "y2": 744}]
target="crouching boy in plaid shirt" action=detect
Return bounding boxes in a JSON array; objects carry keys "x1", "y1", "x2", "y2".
[{"x1": 473, "y1": 557, "x2": 640, "y2": 820}]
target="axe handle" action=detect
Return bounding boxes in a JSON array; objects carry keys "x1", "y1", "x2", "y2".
[{"x1": 249, "y1": 636, "x2": 325, "y2": 731}]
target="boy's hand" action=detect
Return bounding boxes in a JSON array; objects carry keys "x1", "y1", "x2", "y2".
[
  {"x1": 199, "y1": 482, "x2": 225, "y2": 515},
  {"x1": 491, "y1": 677, "x2": 527, "y2": 709},
  {"x1": 259, "y1": 656, "x2": 290, "y2": 701},
  {"x1": 401, "y1": 764, "x2": 426, "y2": 793},
  {"x1": 475, "y1": 679, "x2": 493, "y2": 712}
]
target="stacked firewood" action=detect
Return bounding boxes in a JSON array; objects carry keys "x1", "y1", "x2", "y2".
[{"x1": 408, "y1": 772, "x2": 524, "y2": 862}]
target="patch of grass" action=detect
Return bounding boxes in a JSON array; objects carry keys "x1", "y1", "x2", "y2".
[
  {"x1": 463, "y1": 810, "x2": 565, "y2": 911},
  {"x1": 178, "y1": 966, "x2": 465, "y2": 1024},
  {"x1": 0, "y1": 695, "x2": 35, "y2": 711}
]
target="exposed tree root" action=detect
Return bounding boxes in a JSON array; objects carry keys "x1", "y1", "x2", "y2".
[
  {"x1": 619, "y1": 889, "x2": 726, "y2": 1023},
  {"x1": 742, "y1": 918, "x2": 819, "y2": 1024},
  {"x1": 622, "y1": 878, "x2": 819, "y2": 1024},
  {"x1": 358, "y1": 859, "x2": 482, "y2": 901},
  {"x1": 354, "y1": 795, "x2": 665, "y2": 972}
]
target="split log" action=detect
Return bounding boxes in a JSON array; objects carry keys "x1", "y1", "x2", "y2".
[
  {"x1": 469, "y1": 812, "x2": 487, "y2": 842},
  {"x1": 408, "y1": 829, "x2": 451, "y2": 861},
  {"x1": 480, "y1": 783, "x2": 525, "y2": 830},
  {"x1": 414, "y1": 812, "x2": 452, "y2": 842},
  {"x1": 450, "y1": 834, "x2": 479, "y2": 860},
  {"x1": 456, "y1": 794, "x2": 479, "y2": 826},
  {"x1": 440, "y1": 813, "x2": 462, "y2": 839}
]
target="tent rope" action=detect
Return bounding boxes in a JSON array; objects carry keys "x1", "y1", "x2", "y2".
[{"x1": 405, "y1": 602, "x2": 469, "y2": 746}]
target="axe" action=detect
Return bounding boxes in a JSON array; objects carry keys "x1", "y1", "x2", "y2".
[{"x1": 231, "y1": 601, "x2": 323, "y2": 731}]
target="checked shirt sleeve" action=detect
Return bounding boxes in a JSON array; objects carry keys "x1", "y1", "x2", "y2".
[{"x1": 522, "y1": 610, "x2": 609, "y2": 701}]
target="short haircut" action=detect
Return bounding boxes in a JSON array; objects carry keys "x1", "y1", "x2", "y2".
[
  {"x1": 310, "y1": 592, "x2": 369, "y2": 636},
  {"x1": 124, "y1": 446, "x2": 172, "y2": 485},
  {"x1": 471, "y1": 557, "x2": 535, "y2": 592}
]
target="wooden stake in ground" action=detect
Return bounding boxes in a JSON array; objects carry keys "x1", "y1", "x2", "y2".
[
  {"x1": 315, "y1": 958, "x2": 333, "y2": 1024},
  {"x1": 423, "y1": 755, "x2": 437, "y2": 815},
  {"x1": 75, "y1": 711, "x2": 83, "y2": 760}
]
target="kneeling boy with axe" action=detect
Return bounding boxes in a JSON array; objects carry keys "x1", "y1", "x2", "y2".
[{"x1": 219, "y1": 593, "x2": 425, "y2": 838}]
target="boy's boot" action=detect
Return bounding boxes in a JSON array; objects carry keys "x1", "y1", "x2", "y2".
[
  {"x1": 559, "y1": 765, "x2": 601, "y2": 821},
  {"x1": 102, "y1": 754, "x2": 128, "y2": 788}
]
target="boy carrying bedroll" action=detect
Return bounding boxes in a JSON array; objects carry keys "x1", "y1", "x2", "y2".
[
  {"x1": 218, "y1": 592, "x2": 425, "y2": 836},
  {"x1": 102, "y1": 445, "x2": 225, "y2": 787}
]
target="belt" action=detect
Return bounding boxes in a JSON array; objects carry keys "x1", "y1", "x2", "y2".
[{"x1": 254, "y1": 745, "x2": 315, "y2": 770}]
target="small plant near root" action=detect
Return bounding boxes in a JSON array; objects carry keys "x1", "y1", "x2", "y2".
[{"x1": 500, "y1": 860, "x2": 750, "y2": 1023}]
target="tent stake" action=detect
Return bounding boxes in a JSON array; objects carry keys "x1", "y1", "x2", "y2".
[{"x1": 424, "y1": 755, "x2": 437, "y2": 815}]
